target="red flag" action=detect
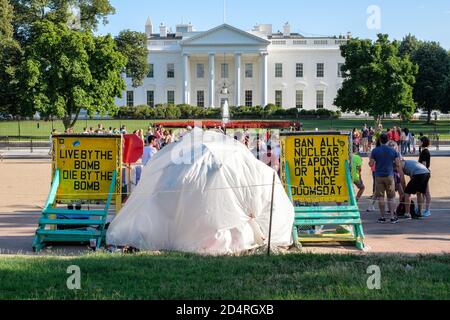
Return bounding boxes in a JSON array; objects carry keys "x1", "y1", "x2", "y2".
[{"x1": 123, "y1": 134, "x2": 144, "y2": 164}]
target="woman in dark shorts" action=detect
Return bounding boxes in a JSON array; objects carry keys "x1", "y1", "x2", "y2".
[{"x1": 418, "y1": 137, "x2": 431, "y2": 217}]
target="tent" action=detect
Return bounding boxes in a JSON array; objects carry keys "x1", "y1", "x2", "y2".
[{"x1": 106, "y1": 128, "x2": 294, "y2": 255}]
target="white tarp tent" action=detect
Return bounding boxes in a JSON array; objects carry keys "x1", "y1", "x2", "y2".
[{"x1": 107, "y1": 128, "x2": 294, "y2": 255}]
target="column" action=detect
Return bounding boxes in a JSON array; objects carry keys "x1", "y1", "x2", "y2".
[
  {"x1": 208, "y1": 53, "x2": 215, "y2": 108},
  {"x1": 183, "y1": 53, "x2": 190, "y2": 105},
  {"x1": 234, "y1": 53, "x2": 241, "y2": 107},
  {"x1": 260, "y1": 52, "x2": 268, "y2": 107}
]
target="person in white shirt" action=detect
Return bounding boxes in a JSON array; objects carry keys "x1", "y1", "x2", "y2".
[
  {"x1": 260, "y1": 145, "x2": 280, "y2": 172},
  {"x1": 142, "y1": 135, "x2": 158, "y2": 166}
]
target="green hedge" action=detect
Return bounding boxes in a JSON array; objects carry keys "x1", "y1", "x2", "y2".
[{"x1": 115, "y1": 104, "x2": 341, "y2": 120}]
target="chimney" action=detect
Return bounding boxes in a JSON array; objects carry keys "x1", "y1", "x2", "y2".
[
  {"x1": 160, "y1": 23, "x2": 167, "y2": 38},
  {"x1": 283, "y1": 22, "x2": 291, "y2": 37},
  {"x1": 347, "y1": 31, "x2": 352, "y2": 39},
  {"x1": 145, "y1": 17, "x2": 153, "y2": 37}
]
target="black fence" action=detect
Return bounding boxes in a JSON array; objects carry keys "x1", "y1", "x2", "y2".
[{"x1": 0, "y1": 136, "x2": 50, "y2": 151}]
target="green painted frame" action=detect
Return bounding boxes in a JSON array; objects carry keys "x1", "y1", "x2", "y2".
[
  {"x1": 285, "y1": 160, "x2": 365, "y2": 250},
  {"x1": 32, "y1": 169, "x2": 116, "y2": 252}
]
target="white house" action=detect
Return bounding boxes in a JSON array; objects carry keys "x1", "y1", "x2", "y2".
[{"x1": 117, "y1": 20, "x2": 350, "y2": 110}]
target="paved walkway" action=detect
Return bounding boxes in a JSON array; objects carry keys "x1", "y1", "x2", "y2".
[{"x1": 0, "y1": 159, "x2": 449, "y2": 256}]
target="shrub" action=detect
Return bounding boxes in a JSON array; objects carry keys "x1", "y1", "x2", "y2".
[{"x1": 114, "y1": 104, "x2": 341, "y2": 120}]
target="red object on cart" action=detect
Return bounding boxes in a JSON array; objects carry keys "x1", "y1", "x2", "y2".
[{"x1": 123, "y1": 134, "x2": 144, "y2": 164}]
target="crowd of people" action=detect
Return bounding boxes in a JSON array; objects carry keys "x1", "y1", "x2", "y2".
[
  {"x1": 52, "y1": 122, "x2": 435, "y2": 225},
  {"x1": 352, "y1": 131, "x2": 432, "y2": 224},
  {"x1": 352, "y1": 124, "x2": 422, "y2": 156}
]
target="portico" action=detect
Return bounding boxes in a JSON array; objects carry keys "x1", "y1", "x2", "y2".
[{"x1": 180, "y1": 24, "x2": 270, "y2": 108}]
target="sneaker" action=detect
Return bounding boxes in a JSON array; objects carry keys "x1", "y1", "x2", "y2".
[
  {"x1": 391, "y1": 217, "x2": 399, "y2": 224},
  {"x1": 377, "y1": 217, "x2": 387, "y2": 224},
  {"x1": 422, "y1": 210, "x2": 431, "y2": 218},
  {"x1": 400, "y1": 214, "x2": 412, "y2": 220}
]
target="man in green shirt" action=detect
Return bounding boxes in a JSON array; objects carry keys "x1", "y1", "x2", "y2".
[{"x1": 352, "y1": 145, "x2": 365, "y2": 202}]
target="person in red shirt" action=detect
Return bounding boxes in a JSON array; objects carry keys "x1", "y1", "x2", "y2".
[
  {"x1": 387, "y1": 129, "x2": 393, "y2": 141},
  {"x1": 392, "y1": 127, "x2": 400, "y2": 145}
]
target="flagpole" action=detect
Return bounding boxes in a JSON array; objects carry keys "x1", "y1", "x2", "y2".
[{"x1": 223, "y1": 0, "x2": 226, "y2": 23}]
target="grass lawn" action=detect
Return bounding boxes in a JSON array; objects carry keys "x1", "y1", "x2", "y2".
[
  {"x1": 0, "y1": 252, "x2": 449, "y2": 300},
  {"x1": 0, "y1": 119, "x2": 449, "y2": 138}
]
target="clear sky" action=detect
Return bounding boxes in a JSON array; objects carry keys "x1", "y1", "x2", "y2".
[{"x1": 97, "y1": 0, "x2": 450, "y2": 49}]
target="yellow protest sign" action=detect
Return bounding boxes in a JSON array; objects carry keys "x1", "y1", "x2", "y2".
[
  {"x1": 281, "y1": 132, "x2": 351, "y2": 203},
  {"x1": 51, "y1": 135, "x2": 122, "y2": 208}
]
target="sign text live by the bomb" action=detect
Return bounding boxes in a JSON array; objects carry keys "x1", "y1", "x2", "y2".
[
  {"x1": 52, "y1": 136, "x2": 122, "y2": 202},
  {"x1": 282, "y1": 134, "x2": 350, "y2": 203}
]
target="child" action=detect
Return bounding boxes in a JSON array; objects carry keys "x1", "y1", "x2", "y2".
[{"x1": 351, "y1": 145, "x2": 365, "y2": 202}]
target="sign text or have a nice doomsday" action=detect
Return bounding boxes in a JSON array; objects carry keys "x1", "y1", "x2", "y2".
[{"x1": 292, "y1": 137, "x2": 343, "y2": 196}]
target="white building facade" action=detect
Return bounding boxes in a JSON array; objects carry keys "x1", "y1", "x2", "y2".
[{"x1": 117, "y1": 20, "x2": 349, "y2": 110}]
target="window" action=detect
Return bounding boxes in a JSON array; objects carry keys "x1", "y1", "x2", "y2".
[
  {"x1": 338, "y1": 63, "x2": 345, "y2": 77},
  {"x1": 147, "y1": 64, "x2": 154, "y2": 78},
  {"x1": 275, "y1": 63, "x2": 283, "y2": 78},
  {"x1": 317, "y1": 63, "x2": 324, "y2": 78},
  {"x1": 316, "y1": 90, "x2": 324, "y2": 109},
  {"x1": 147, "y1": 91, "x2": 154, "y2": 107},
  {"x1": 167, "y1": 90, "x2": 175, "y2": 104},
  {"x1": 245, "y1": 63, "x2": 253, "y2": 78},
  {"x1": 167, "y1": 63, "x2": 175, "y2": 78},
  {"x1": 275, "y1": 90, "x2": 282, "y2": 108},
  {"x1": 126, "y1": 91, "x2": 134, "y2": 107},
  {"x1": 221, "y1": 63, "x2": 229, "y2": 78},
  {"x1": 197, "y1": 64, "x2": 204, "y2": 78},
  {"x1": 125, "y1": 69, "x2": 132, "y2": 78},
  {"x1": 245, "y1": 90, "x2": 253, "y2": 107},
  {"x1": 296, "y1": 63, "x2": 304, "y2": 78},
  {"x1": 296, "y1": 90, "x2": 303, "y2": 109},
  {"x1": 197, "y1": 91, "x2": 205, "y2": 108}
]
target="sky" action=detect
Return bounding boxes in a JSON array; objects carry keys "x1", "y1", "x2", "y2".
[{"x1": 97, "y1": 0, "x2": 450, "y2": 49}]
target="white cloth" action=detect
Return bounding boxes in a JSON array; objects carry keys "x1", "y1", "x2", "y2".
[{"x1": 107, "y1": 129, "x2": 294, "y2": 255}]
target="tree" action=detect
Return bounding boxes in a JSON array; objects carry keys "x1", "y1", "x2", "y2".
[
  {"x1": 115, "y1": 30, "x2": 149, "y2": 88},
  {"x1": 400, "y1": 40, "x2": 450, "y2": 123},
  {"x1": 23, "y1": 21, "x2": 126, "y2": 129},
  {"x1": 398, "y1": 34, "x2": 420, "y2": 57},
  {"x1": 10, "y1": 0, "x2": 115, "y2": 42},
  {"x1": 335, "y1": 34, "x2": 418, "y2": 124},
  {"x1": 0, "y1": 0, "x2": 23, "y2": 115}
]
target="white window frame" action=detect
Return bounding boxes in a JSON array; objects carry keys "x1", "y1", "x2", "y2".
[
  {"x1": 197, "y1": 64, "x2": 205, "y2": 79},
  {"x1": 316, "y1": 63, "x2": 325, "y2": 78},
  {"x1": 167, "y1": 63, "x2": 175, "y2": 78},
  {"x1": 316, "y1": 90, "x2": 324, "y2": 109},
  {"x1": 245, "y1": 90, "x2": 253, "y2": 107},
  {"x1": 148, "y1": 64, "x2": 154, "y2": 78},
  {"x1": 147, "y1": 90, "x2": 154, "y2": 107},
  {"x1": 197, "y1": 90, "x2": 205, "y2": 108},
  {"x1": 296, "y1": 90, "x2": 304, "y2": 109},
  {"x1": 275, "y1": 63, "x2": 283, "y2": 78},
  {"x1": 167, "y1": 90, "x2": 175, "y2": 104},
  {"x1": 126, "y1": 91, "x2": 134, "y2": 107},
  {"x1": 275, "y1": 90, "x2": 283, "y2": 107},
  {"x1": 245, "y1": 63, "x2": 253, "y2": 78},
  {"x1": 296, "y1": 63, "x2": 304, "y2": 78}
]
